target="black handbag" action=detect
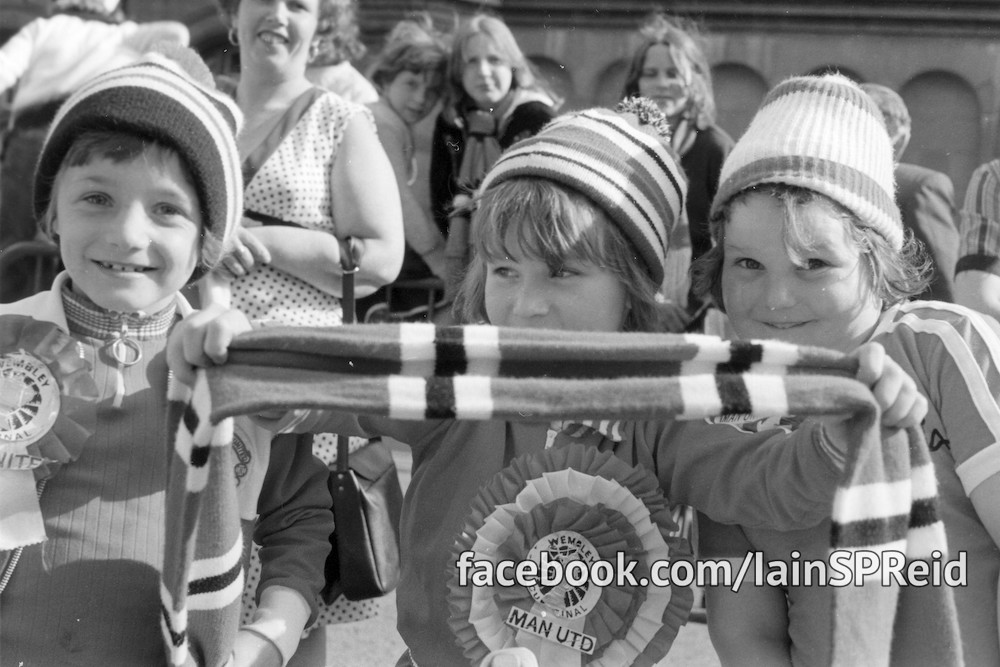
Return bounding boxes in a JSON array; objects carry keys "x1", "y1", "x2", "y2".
[{"x1": 321, "y1": 238, "x2": 404, "y2": 603}]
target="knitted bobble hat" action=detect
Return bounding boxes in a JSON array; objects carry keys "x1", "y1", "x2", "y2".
[
  {"x1": 477, "y1": 98, "x2": 688, "y2": 285},
  {"x1": 34, "y1": 47, "x2": 243, "y2": 282},
  {"x1": 711, "y1": 74, "x2": 903, "y2": 249}
]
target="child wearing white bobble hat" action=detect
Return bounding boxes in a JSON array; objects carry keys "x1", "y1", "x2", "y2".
[{"x1": 694, "y1": 73, "x2": 999, "y2": 666}]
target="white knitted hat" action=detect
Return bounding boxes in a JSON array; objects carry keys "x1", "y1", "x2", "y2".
[
  {"x1": 711, "y1": 74, "x2": 902, "y2": 249},
  {"x1": 478, "y1": 100, "x2": 687, "y2": 284}
]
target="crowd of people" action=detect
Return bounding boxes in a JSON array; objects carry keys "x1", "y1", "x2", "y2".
[{"x1": 2, "y1": 2, "x2": 1000, "y2": 666}]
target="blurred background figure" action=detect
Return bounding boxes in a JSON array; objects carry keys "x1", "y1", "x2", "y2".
[
  {"x1": 0, "y1": 0, "x2": 188, "y2": 301},
  {"x1": 305, "y1": 0, "x2": 377, "y2": 105},
  {"x1": 862, "y1": 82, "x2": 959, "y2": 302},
  {"x1": 361, "y1": 13, "x2": 451, "y2": 322},
  {"x1": 955, "y1": 159, "x2": 1000, "y2": 320},
  {"x1": 622, "y1": 12, "x2": 733, "y2": 332},
  {"x1": 430, "y1": 13, "x2": 558, "y2": 303}
]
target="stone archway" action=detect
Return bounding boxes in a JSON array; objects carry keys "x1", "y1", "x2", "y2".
[
  {"x1": 901, "y1": 71, "x2": 981, "y2": 201},
  {"x1": 711, "y1": 62, "x2": 768, "y2": 140}
]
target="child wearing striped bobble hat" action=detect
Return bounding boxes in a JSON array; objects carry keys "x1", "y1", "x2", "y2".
[
  {"x1": 694, "y1": 73, "x2": 1000, "y2": 666},
  {"x1": 172, "y1": 97, "x2": 927, "y2": 667}
]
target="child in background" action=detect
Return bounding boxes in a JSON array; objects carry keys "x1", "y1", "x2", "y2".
[
  {"x1": 363, "y1": 13, "x2": 451, "y2": 320},
  {"x1": 621, "y1": 12, "x2": 733, "y2": 331},
  {"x1": 172, "y1": 100, "x2": 926, "y2": 667},
  {"x1": 0, "y1": 52, "x2": 333, "y2": 666},
  {"x1": 430, "y1": 13, "x2": 558, "y2": 301},
  {"x1": 693, "y1": 74, "x2": 1000, "y2": 666}
]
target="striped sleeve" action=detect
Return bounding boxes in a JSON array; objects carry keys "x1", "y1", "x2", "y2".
[
  {"x1": 957, "y1": 159, "x2": 1000, "y2": 275},
  {"x1": 875, "y1": 302, "x2": 1000, "y2": 494}
]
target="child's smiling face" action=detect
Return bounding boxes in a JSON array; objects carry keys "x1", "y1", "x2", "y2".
[
  {"x1": 53, "y1": 148, "x2": 203, "y2": 314},
  {"x1": 484, "y1": 229, "x2": 628, "y2": 332},
  {"x1": 384, "y1": 69, "x2": 442, "y2": 126},
  {"x1": 721, "y1": 191, "x2": 882, "y2": 353}
]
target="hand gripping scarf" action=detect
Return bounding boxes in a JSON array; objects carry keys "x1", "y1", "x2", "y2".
[{"x1": 161, "y1": 323, "x2": 960, "y2": 667}]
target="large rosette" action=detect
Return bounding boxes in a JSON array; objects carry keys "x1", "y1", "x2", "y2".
[
  {"x1": 447, "y1": 444, "x2": 692, "y2": 666},
  {"x1": 1, "y1": 315, "x2": 98, "y2": 477}
]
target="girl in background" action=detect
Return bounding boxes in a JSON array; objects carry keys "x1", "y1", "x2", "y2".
[
  {"x1": 430, "y1": 13, "x2": 558, "y2": 301},
  {"x1": 363, "y1": 14, "x2": 450, "y2": 321},
  {"x1": 622, "y1": 12, "x2": 733, "y2": 331}
]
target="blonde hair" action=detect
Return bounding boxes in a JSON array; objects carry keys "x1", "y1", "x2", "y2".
[
  {"x1": 443, "y1": 14, "x2": 551, "y2": 112},
  {"x1": 455, "y1": 178, "x2": 663, "y2": 332},
  {"x1": 621, "y1": 13, "x2": 716, "y2": 128},
  {"x1": 692, "y1": 183, "x2": 931, "y2": 311}
]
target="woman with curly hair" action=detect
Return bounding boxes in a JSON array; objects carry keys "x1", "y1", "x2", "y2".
[{"x1": 622, "y1": 12, "x2": 734, "y2": 330}]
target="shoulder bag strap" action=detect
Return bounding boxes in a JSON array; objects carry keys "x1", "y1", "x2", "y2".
[{"x1": 336, "y1": 235, "x2": 360, "y2": 472}]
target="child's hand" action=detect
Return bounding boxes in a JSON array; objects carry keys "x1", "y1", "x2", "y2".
[
  {"x1": 479, "y1": 647, "x2": 539, "y2": 667},
  {"x1": 230, "y1": 628, "x2": 282, "y2": 667},
  {"x1": 218, "y1": 225, "x2": 271, "y2": 280},
  {"x1": 851, "y1": 341, "x2": 927, "y2": 429},
  {"x1": 167, "y1": 304, "x2": 251, "y2": 386}
]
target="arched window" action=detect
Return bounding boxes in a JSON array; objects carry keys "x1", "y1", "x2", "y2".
[
  {"x1": 901, "y1": 71, "x2": 981, "y2": 201},
  {"x1": 712, "y1": 63, "x2": 768, "y2": 140},
  {"x1": 528, "y1": 55, "x2": 575, "y2": 111}
]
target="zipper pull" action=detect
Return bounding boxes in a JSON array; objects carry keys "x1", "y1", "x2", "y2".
[{"x1": 106, "y1": 318, "x2": 142, "y2": 409}]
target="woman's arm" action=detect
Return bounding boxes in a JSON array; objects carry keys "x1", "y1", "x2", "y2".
[
  {"x1": 329, "y1": 111, "x2": 404, "y2": 295},
  {"x1": 230, "y1": 112, "x2": 405, "y2": 298}
]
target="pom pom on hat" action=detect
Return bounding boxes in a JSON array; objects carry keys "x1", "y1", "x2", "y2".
[
  {"x1": 711, "y1": 74, "x2": 903, "y2": 249},
  {"x1": 477, "y1": 98, "x2": 687, "y2": 285},
  {"x1": 34, "y1": 47, "x2": 243, "y2": 282}
]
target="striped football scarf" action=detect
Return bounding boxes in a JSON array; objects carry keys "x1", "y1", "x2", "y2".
[{"x1": 163, "y1": 324, "x2": 959, "y2": 666}]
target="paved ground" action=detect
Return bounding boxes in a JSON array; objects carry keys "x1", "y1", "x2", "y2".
[{"x1": 325, "y1": 443, "x2": 722, "y2": 666}]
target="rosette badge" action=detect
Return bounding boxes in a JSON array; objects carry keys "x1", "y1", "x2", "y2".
[
  {"x1": 1, "y1": 315, "x2": 99, "y2": 549},
  {"x1": 448, "y1": 444, "x2": 692, "y2": 666}
]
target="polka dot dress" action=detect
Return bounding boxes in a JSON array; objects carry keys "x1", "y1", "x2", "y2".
[{"x1": 235, "y1": 91, "x2": 383, "y2": 628}]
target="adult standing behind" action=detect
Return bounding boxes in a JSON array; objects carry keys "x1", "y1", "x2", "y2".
[
  {"x1": 955, "y1": 159, "x2": 1000, "y2": 320},
  {"x1": 862, "y1": 82, "x2": 959, "y2": 302},
  {"x1": 430, "y1": 13, "x2": 557, "y2": 300},
  {"x1": 0, "y1": 0, "x2": 188, "y2": 300},
  {"x1": 213, "y1": 0, "x2": 403, "y2": 663},
  {"x1": 304, "y1": 0, "x2": 378, "y2": 105},
  {"x1": 362, "y1": 14, "x2": 450, "y2": 321},
  {"x1": 622, "y1": 12, "x2": 733, "y2": 330}
]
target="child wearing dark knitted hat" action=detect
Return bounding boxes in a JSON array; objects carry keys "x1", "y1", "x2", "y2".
[
  {"x1": 694, "y1": 73, "x2": 998, "y2": 666},
  {"x1": 171, "y1": 100, "x2": 926, "y2": 667},
  {"x1": 0, "y1": 50, "x2": 333, "y2": 666}
]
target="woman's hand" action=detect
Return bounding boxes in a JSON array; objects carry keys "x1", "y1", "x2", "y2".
[
  {"x1": 167, "y1": 304, "x2": 252, "y2": 386},
  {"x1": 216, "y1": 225, "x2": 272, "y2": 281}
]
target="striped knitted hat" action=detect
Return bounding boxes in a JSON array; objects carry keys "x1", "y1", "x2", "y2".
[
  {"x1": 34, "y1": 49, "x2": 243, "y2": 282},
  {"x1": 477, "y1": 100, "x2": 688, "y2": 284},
  {"x1": 711, "y1": 74, "x2": 902, "y2": 249}
]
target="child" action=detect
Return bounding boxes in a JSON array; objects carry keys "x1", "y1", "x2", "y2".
[
  {"x1": 0, "y1": 52, "x2": 333, "y2": 666},
  {"x1": 430, "y1": 13, "x2": 558, "y2": 300},
  {"x1": 621, "y1": 12, "x2": 734, "y2": 331},
  {"x1": 363, "y1": 13, "x2": 451, "y2": 319},
  {"x1": 0, "y1": 0, "x2": 189, "y2": 300},
  {"x1": 172, "y1": 100, "x2": 927, "y2": 666},
  {"x1": 693, "y1": 74, "x2": 999, "y2": 666}
]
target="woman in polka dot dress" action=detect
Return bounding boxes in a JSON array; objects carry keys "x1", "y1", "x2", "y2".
[{"x1": 214, "y1": 0, "x2": 404, "y2": 663}]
